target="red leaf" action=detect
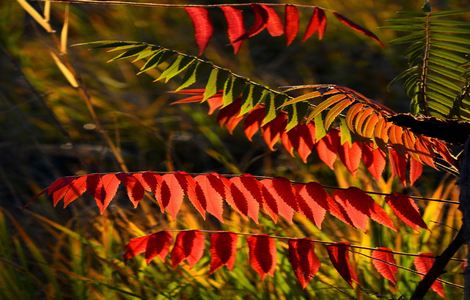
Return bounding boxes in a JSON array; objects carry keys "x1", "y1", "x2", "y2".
[
  {"x1": 243, "y1": 106, "x2": 265, "y2": 140},
  {"x1": 284, "y1": 5, "x2": 300, "y2": 46},
  {"x1": 339, "y1": 141, "x2": 362, "y2": 175},
  {"x1": 192, "y1": 173, "x2": 225, "y2": 222},
  {"x1": 209, "y1": 232, "x2": 238, "y2": 273},
  {"x1": 295, "y1": 182, "x2": 328, "y2": 228},
  {"x1": 86, "y1": 174, "x2": 120, "y2": 214},
  {"x1": 326, "y1": 194, "x2": 355, "y2": 227},
  {"x1": 371, "y1": 247, "x2": 398, "y2": 284},
  {"x1": 326, "y1": 242, "x2": 358, "y2": 285},
  {"x1": 220, "y1": 6, "x2": 246, "y2": 54},
  {"x1": 262, "y1": 113, "x2": 287, "y2": 151},
  {"x1": 261, "y1": 178, "x2": 296, "y2": 223},
  {"x1": 414, "y1": 253, "x2": 445, "y2": 298},
  {"x1": 49, "y1": 177, "x2": 74, "y2": 206},
  {"x1": 171, "y1": 230, "x2": 205, "y2": 268},
  {"x1": 123, "y1": 235, "x2": 149, "y2": 261},
  {"x1": 288, "y1": 238, "x2": 320, "y2": 288},
  {"x1": 316, "y1": 129, "x2": 339, "y2": 169},
  {"x1": 245, "y1": 4, "x2": 269, "y2": 38},
  {"x1": 184, "y1": 7, "x2": 214, "y2": 55},
  {"x1": 361, "y1": 143, "x2": 386, "y2": 180},
  {"x1": 134, "y1": 171, "x2": 160, "y2": 193},
  {"x1": 226, "y1": 174, "x2": 261, "y2": 223},
  {"x1": 333, "y1": 187, "x2": 395, "y2": 231},
  {"x1": 389, "y1": 148, "x2": 407, "y2": 185},
  {"x1": 303, "y1": 7, "x2": 327, "y2": 41},
  {"x1": 332, "y1": 12, "x2": 384, "y2": 47},
  {"x1": 217, "y1": 100, "x2": 243, "y2": 134},
  {"x1": 385, "y1": 193, "x2": 427, "y2": 230},
  {"x1": 117, "y1": 174, "x2": 144, "y2": 208},
  {"x1": 63, "y1": 175, "x2": 88, "y2": 208},
  {"x1": 145, "y1": 231, "x2": 173, "y2": 264},
  {"x1": 409, "y1": 158, "x2": 423, "y2": 186},
  {"x1": 260, "y1": 5, "x2": 284, "y2": 36},
  {"x1": 247, "y1": 235, "x2": 277, "y2": 280}
]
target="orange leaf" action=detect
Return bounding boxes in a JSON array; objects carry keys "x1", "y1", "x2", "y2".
[
  {"x1": 339, "y1": 141, "x2": 362, "y2": 175},
  {"x1": 226, "y1": 175, "x2": 261, "y2": 223}
]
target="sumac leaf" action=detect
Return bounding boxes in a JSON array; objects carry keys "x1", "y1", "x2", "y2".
[
  {"x1": 247, "y1": 235, "x2": 277, "y2": 280},
  {"x1": 326, "y1": 242, "x2": 358, "y2": 285},
  {"x1": 284, "y1": 5, "x2": 299, "y2": 45},
  {"x1": 171, "y1": 230, "x2": 205, "y2": 268},
  {"x1": 303, "y1": 7, "x2": 327, "y2": 41},
  {"x1": 288, "y1": 238, "x2": 320, "y2": 288},
  {"x1": 371, "y1": 247, "x2": 398, "y2": 284},
  {"x1": 385, "y1": 193, "x2": 427, "y2": 230},
  {"x1": 414, "y1": 253, "x2": 445, "y2": 298},
  {"x1": 332, "y1": 12, "x2": 383, "y2": 47},
  {"x1": 184, "y1": 7, "x2": 214, "y2": 55},
  {"x1": 209, "y1": 232, "x2": 238, "y2": 273},
  {"x1": 145, "y1": 231, "x2": 173, "y2": 264},
  {"x1": 220, "y1": 6, "x2": 246, "y2": 54}
]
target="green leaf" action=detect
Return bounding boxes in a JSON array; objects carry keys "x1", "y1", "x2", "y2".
[
  {"x1": 314, "y1": 115, "x2": 327, "y2": 141},
  {"x1": 428, "y1": 75, "x2": 462, "y2": 92},
  {"x1": 138, "y1": 49, "x2": 170, "y2": 73},
  {"x1": 203, "y1": 68, "x2": 219, "y2": 101},
  {"x1": 432, "y1": 33, "x2": 470, "y2": 45},
  {"x1": 222, "y1": 76, "x2": 235, "y2": 107},
  {"x1": 157, "y1": 56, "x2": 195, "y2": 83},
  {"x1": 175, "y1": 62, "x2": 200, "y2": 91},
  {"x1": 107, "y1": 45, "x2": 148, "y2": 62},
  {"x1": 433, "y1": 42, "x2": 469, "y2": 53},
  {"x1": 390, "y1": 32, "x2": 423, "y2": 44},
  {"x1": 285, "y1": 104, "x2": 298, "y2": 131},
  {"x1": 430, "y1": 48, "x2": 467, "y2": 64},
  {"x1": 340, "y1": 118, "x2": 352, "y2": 146},
  {"x1": 261, "y1": 93, "x2": 276, "y2": 126},
  {"x1": 239, "y1": 84, "x2": 255, "y2": 116},
  {"x1": 428, "y1": 62, "x2": 465, "y2": 81}
]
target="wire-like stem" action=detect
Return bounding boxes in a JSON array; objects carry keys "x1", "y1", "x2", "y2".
[{"x1": 34, "y1": 0, "x2": 335, "y2": 11}]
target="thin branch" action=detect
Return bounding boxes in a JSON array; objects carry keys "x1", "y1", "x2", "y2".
[
  {"x1": 411, "y1": 227, "x2": 465, "y2": 299},
  {"x1": 33, "y1": 0, "x2": 335, "y2": 11},
  {"x1": 416, "y1": 12, "x2": 431, "y2": 115}
]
